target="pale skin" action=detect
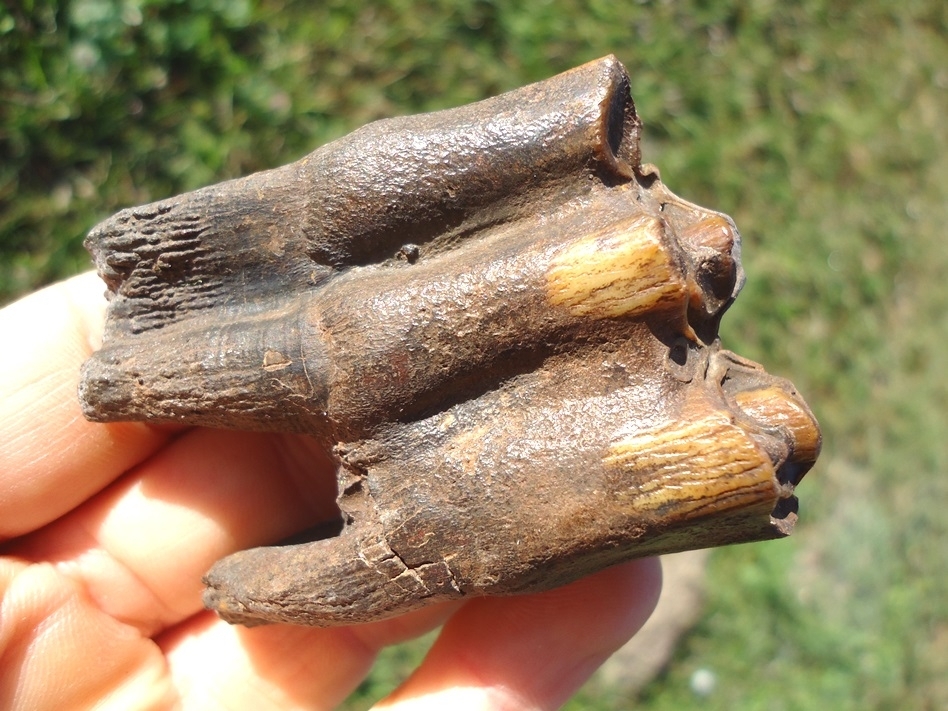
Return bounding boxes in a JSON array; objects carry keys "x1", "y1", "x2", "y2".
[{"x1": 0, "y1": 272, "x2": 662, "y2": 711}]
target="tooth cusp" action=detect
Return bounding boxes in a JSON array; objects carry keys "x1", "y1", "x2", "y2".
[
  {"x1": 604, "y1": 413, "x2": 777, "y2": 517},
  {"x1": 546, "y1": 215, "x2": 687, "y2": 319}
]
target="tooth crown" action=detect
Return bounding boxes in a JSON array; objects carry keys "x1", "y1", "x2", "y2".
[{"x1": 79, "y1": 56, "x2": 820, "y2": 627}]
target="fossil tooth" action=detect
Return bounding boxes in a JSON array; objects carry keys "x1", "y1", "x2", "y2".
[{"x1": 79, "y1": 56, "x2": 820, "y2": 627}]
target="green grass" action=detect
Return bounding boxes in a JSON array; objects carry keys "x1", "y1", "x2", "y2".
[{"x1": 3, "y1": 1, "x2": 947, "y2": 708}]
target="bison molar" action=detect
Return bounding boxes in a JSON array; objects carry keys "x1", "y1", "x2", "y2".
[{"x1": 79, "y1": 55, "x2": 820, "y2": 627}]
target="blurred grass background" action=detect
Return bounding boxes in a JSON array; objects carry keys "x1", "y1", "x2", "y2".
[{"x1": 2, "y1": 1, "x2": 946, "y2": 708}]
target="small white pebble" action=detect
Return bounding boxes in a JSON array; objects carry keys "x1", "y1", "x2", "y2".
[{"x1": 690, "y1": 667, "x2": 717, "y2": 697}]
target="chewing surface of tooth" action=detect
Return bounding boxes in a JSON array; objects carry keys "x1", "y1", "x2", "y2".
[
  {"x1": 546, "y1": 215, "x2": 686, "y2": 318},
  {"x1": 604, "y1": 412, "x2": 775, "y2": 516}
]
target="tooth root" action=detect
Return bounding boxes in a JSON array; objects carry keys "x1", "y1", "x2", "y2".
[
  {"x1": 733, "y1": 386, "x2": 822, "y2": 465},
  {"x1": 604, "y1": 412, "x2": 776, "y2": 518},
  {"x1": 203, "y1": 529, "x2": 462, "y2": 626},
  {"x1": 545, "y1": 215, "x2": 687, "y2": 319}
]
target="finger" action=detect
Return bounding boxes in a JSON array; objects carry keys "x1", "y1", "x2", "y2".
[
  {"x1": 0, "y1": 273, "x2": 172, "y2": 539},
  {"x1": 376, "y1": 558, "x2": 663, "y2": 711},
  {"x1": 9, "y1": 427, "x2": 340, "y2": 636},
  {"x1": 158, "y1": 602, "x2": 461, "y2": 711},
  {"x1": 0, "y1": 557, "x2": 176, "y2": 710},
  {"x1": 0, "y1": 553, "x2": 456, "y2": 711}
]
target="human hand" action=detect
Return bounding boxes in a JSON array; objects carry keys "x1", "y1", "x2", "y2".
[{"x1": 0, "y1": 272, "x2": 661, "y2": 710}]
